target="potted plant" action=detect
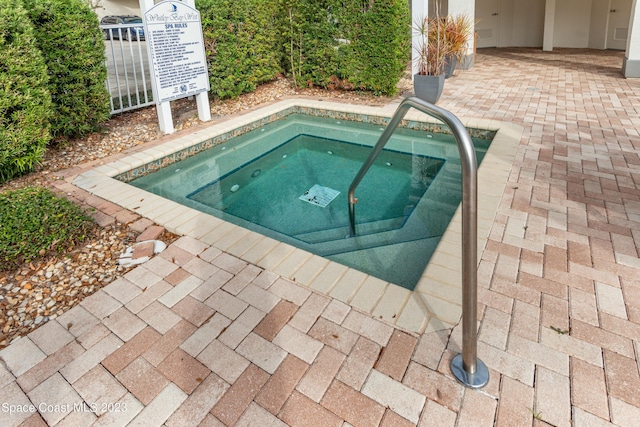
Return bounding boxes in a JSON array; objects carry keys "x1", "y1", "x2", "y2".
[
  {"x1": 413, "y1": 14, "x2": 451, "y2": 104},
  {"x1": 413, "y1": 2, "x2": 474, "y2": 103},
  {"x1": 441, "y1": 14, "x2": 474, "y2": 78}
]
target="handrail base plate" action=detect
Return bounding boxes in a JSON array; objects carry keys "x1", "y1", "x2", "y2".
[{"x1": 450, "y1": 354, "x2": 490, "y2": 388}]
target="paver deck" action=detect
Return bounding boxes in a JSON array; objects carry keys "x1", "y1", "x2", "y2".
[{"x1": 2, "y1": 48, "x2": 640, "y2": 427}]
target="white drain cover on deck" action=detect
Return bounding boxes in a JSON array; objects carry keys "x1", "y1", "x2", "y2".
[{"x1": 299, "y1": 185, "x2": 340, "y2": 208}]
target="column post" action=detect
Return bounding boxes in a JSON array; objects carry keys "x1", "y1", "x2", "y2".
[
  {"x1": 412, "y1": 0, "x2": 429, "y2": 79},
  {"x1": 447, "y1": 0, "x2": 476, "y2": 69},
  {"x1": 543, "y1": 0, "x2": 556, "y2": 51},
  {"x1": 624, "y1": 0, "x2": 640, "y2": 77}
]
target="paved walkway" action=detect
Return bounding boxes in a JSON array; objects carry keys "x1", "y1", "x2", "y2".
[{"x1": 2, "y1": 48, "x2": 640, "y2": 427}]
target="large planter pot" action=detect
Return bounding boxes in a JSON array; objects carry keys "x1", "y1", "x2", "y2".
[
  {"x1": 413, "y1": 73, "x2": 445, "y2": 104},
  {"x1": 444, "y1": 55, "x2": 457, "y2": 79}
]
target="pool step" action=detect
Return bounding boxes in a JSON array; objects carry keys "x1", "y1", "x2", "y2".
[
  {"x1": 293, "y1": 216, "x2": 407, "y2": 245},
  {"x1": 292, "y1": 208, "x2": 448, "y2": 257}
]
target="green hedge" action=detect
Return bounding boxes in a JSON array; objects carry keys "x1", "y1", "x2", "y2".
[
  {"x1": 283, "y1": 0, "x2": 410, "y2": 95},
  {"x1": 0, "y1": 0, "x2": 52, "y2": 183},
  {"x1": 337, "y1": 0, "x2": 410, "y2": 95},
  {"x1": 23, "y1": 0, "x2": 110, "y2": 140},
  {"x1": 198, "y1": 0, "x2": 283, "y2": 99},
  {"x1": 282, "y1": 0, "x2": 340, "y2": 89},
  {"x1": 198, "y1": 0, "x2": 409, "y2": 98}
]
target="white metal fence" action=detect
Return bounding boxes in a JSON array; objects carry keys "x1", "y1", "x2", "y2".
[{"x1": 101, "y1": 23, "x2": 155, "y2": 115}]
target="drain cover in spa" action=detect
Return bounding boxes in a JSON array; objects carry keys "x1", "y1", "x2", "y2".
[{"x1": 299, "y1": 185, "x2": 340, "y2": 208}]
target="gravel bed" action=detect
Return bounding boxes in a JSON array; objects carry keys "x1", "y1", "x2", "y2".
[
  {"x1": 1, "y1": 227, "x2": 138, "y2": 347},
  {"x1": 0, "y1": 76, "x2": 411, "y2": 349}
]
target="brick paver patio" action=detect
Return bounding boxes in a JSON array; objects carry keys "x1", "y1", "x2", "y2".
[{"x1": 1, "y1": 48, "x2": 640, "y2": 426}]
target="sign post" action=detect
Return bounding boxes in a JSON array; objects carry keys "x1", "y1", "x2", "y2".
[{"x1": 139, "y1": 0, "x2": 211, "y2": 133}]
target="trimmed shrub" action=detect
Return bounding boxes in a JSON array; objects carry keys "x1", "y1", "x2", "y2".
[
  {"x1": 197, "y1": 0, "x2": 408, "y2": 98},
  {"x1": 0, "y1": 186, "x2": 94, "y2": 270},
  {"x1": 0, "y1": 0, "x2": 52, "y2": 183},
  {"x1": 283, "y1": 0, "x2": 410, "y2": 95},
  {"x1": 198, "y1": 0, "x2": 282, "y2": 100},
  {"x1": 337, "y1": 0, "x2": 410, "y2": 95},
  {"x1": 23, "y1": 0, "x2": 110, "y2": 140},
  {"x1": 282, "y1": 0, "x2": 340, "y2": 89}
]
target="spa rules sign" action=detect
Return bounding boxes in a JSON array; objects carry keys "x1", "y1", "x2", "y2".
[{"x1": 144, "y1": 1, "x2": 210, "y2": 103}]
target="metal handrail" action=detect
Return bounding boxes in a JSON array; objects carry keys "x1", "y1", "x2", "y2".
[{"x1": 347, "y1": 96, "x2": 489, "y2": 388}]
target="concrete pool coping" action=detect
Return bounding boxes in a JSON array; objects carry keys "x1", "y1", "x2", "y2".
[{"x1": 74, "y1": 98, "x2": 522, "y2": 334}]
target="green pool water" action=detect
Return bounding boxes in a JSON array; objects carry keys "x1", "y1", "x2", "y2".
[{"x1": 131, "y1": 114, "x2": 491, "y2": 289}]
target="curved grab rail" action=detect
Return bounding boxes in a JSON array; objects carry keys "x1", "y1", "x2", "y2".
[{"x1": 347, "y1": 96, "x2": 488, "y2": 388}]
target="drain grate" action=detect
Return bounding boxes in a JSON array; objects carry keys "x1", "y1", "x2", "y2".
[{"x1": 299, "y1": 185, "x2": 340, "y2": 208}]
